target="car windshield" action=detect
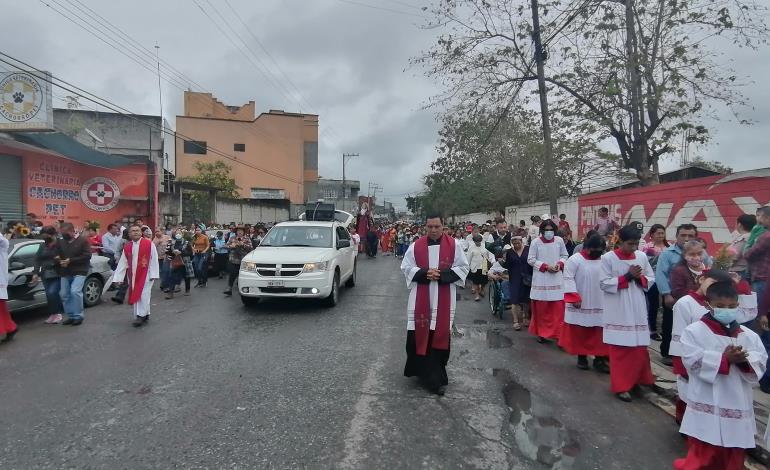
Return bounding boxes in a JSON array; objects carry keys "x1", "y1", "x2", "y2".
[{"x1": 261, "y1": 226, "x2": 332, "y2": 248}]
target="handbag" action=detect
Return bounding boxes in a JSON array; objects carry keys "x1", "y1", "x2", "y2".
[{"x1": 171, "y1": 255, "x2": 185, "y2": 269}]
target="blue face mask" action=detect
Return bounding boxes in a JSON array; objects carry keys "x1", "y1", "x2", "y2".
[
  {"x1": 543, "y1": 231, "x2": 555, "y2": 241},
  {"x1": 712, "y1": 307, "x2": 738, "y2": 325}
]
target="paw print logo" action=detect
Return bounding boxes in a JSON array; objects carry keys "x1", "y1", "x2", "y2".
[{"x1": 12, "y1": 91, "x2": 24, "y2": 103}]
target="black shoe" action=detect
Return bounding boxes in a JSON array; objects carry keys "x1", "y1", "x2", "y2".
[
  {"x1": 71, "y1": 318, "x2": 83, "y2": 326},
  {"x1": 616, "y1": 392, "x2": 632, "y2": 402},
  {"x1": 62, "y1": 317, "x2": 75, "y2": 325},
  {"x1": 111, "y1": 297, "x2": 123, "y2": 305},
  {"x1": 650, "y1": 333, "x2": 662, "y2": 341},
  {"x1": 435, "y1": 385, "x2": 446, "y2": 396},
  {"x1": 132, "y1": 317, "x2": 145, "y2": 328},
  {"x1": 537, "y1": 336, "x2": 548, "y2": 344},
  {"x1": 1, "y1": 329, "x2": 18, "y2": 342},
  {"x1": 200, "y1": 283, "x2": 206, "y2": 288},
  {"x1": 593, "y1": 358, "x2": 611, "y2": 374},
  {"x1": 661, "y1": 356, "x2": 674, "y2": 366},
  {"x1": 223, "y1": 290, "x2": 232, "y2": 296},
  {"x1": 577, "y1": 356, "x2": 590, "y2": 370}
]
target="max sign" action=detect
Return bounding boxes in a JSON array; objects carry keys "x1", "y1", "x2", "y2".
[{"x1": 577, "y1": 171, "x2": 770, "y2": 249}]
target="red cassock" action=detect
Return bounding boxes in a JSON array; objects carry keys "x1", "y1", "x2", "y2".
[
  {"x1": 607, "y1": 345, "x2": 654, "y2": 393},
  {"x1": 558, "y1": 323, "x2": 608, "y2": 356},
  {"x1": 528, "y1": 300, "x2": 565, "y2": 340},
  {"x1": 0, "y1": 300, "x2": 17, "y2": 335},
  {"x1": 673, "y1": 437, "x2": 745, "y2": 470}
]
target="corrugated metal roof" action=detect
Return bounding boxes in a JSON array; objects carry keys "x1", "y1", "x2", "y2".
[{"x1": 10, "y1": 132, "x2": 135, "y2": 168}]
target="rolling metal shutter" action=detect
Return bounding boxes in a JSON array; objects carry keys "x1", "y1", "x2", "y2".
[{"x1": 0, "y1": 154, "x2": 23, "y2": 227}]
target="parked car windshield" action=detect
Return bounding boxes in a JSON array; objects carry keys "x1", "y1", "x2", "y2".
[{"x1": 260, "y1": 226, "x2": 333, "y2": 248}]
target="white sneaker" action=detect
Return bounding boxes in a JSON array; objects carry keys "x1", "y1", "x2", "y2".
[{"x1": 51, "y1": 314, "x2": 63, "y2": 324}]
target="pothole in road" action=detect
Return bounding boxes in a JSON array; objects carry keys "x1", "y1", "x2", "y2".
[{"x1": 492, "y1": 369, "x2": 581, "y2": 468}]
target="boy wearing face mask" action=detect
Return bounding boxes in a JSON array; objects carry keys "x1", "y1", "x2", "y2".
[
  {"x1": 559, "y1": 234, "x2": 610, "y2": 372},
  {"x1": 527, "y1": 220, "x2": 569, "y2": 343},
  {"x1": 670, "y1": 269, "x2": 754, "y2": 424},
  {"x1": 674, "y1": 281, "x2": 766, "y2": 470}
]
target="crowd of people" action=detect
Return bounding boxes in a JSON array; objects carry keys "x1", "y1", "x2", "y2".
[
  {"x1": 0, "y1": 215, "x2": 276, "y2": 330},
  {"x1": 397, "y1": 207, "x2": 770, "y2": 470}
]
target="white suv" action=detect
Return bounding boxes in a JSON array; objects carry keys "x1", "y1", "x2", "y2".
[{"x1": 238, "y1": 210, "x2": 357, "y2": 307}]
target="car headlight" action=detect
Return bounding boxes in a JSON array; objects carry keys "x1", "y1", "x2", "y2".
[
  {"x1": 241, "y1": 261, "x2": 258, "y2": 272},
  {"x1": 303, "y1": 261, "x2": 329, "y2": 273}
]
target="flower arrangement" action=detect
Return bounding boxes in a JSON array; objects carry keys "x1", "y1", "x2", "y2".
[
  {"x1": 86, "y1": 220, "x2": 101, "y2": 231},
  {"x1": 712, "y1": 243, "x2": 737, "y2": 271},
  {"x1": 13, "y1": 223, "x2": 31, "y2": 238}
]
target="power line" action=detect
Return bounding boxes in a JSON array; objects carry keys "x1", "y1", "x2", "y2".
[
  {"x1": 336, "y1": 0, "x2": 428, "y2": 19},
  {"x1": 0, "y1": 52, "x2": 304, "y2": 185}
]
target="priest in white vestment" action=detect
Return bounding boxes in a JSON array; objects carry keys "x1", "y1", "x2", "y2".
[
  {"x1": 112, "y1": 225, "x2": 160, "y2": 327},
  {"x1": 558, "y1": 234, "x2": 609, "y2": 372},
  {"x1": 401, "y1": 214, "x2": 468, "y2": 395},
  {"x1": 527, "y1": 219, "x2": 569, "y2": 343},
  {"x1": 599, "y1": 223, "x2": 655, "y2": 402},
  {"x1": 675, "y1": 281, "x2": 766, "y2": 470}
]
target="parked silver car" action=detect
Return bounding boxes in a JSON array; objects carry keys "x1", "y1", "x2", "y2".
[{"x1": 6, "y1": 238, "x2": 114, "y2": 313}]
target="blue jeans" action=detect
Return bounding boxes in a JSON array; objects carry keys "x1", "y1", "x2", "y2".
[
  {"x1": 43, "y1": 277, "x2": 62, "y2": 315},
  {"x1": 193, "y1": 252, "x2": 209, "y2": 284},
  {"x1": 59, "y1": 275, "x2": 86, "y2": 320},
  {"x1": 501, "y1": 280, "x2": 511, "y2": 303}
]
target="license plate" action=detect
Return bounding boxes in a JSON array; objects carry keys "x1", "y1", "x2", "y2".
[{"x1": 267, "y1": 280, "x2": 285, "y2": 287}]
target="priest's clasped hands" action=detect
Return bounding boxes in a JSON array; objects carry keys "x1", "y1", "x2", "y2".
[{"x1": 426, "y1": 268, "x2": 442, "y2": 281}]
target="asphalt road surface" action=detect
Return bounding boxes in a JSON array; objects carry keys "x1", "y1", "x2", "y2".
[{"x1": 0, "y1": 255, "x2": 685, "y2": 469}]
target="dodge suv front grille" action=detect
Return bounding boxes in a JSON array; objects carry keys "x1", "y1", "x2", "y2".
[{"x1": 255, "y1": 264, "x2": 304, "y2": 277}]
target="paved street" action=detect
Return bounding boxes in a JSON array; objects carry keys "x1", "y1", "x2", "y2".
[{"x1": 0, "y1": 255, "x2": 685, "y2": 469}]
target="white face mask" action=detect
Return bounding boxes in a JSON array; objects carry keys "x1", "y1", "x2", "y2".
[
  {"x1": 543, "y1": 231, "x2": 555, "y2": 241},
  {"x1": 175, "y1": 234, "x2": 182, "y2": 240}
]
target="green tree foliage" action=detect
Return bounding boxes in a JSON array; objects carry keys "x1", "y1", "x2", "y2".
[
  {"x1": 179, "y1": 161, "x2": 240, "y2": 223},
  {"x1": 416, "y1": 0, "x2": 768, "y2": 186}
]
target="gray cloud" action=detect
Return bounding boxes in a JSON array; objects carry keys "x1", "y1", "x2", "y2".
[{"x1": 3, "y1": 0, "x2": 767, "y2": 210}]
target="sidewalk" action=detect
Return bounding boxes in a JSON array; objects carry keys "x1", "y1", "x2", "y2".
[{"x1": 647, "y1": 340, "x2": 770, "y2": 469}]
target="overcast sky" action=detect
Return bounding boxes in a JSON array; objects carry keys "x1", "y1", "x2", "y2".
[{"x1": 3, "y1": 0, "x2": 769, "y2": 210}]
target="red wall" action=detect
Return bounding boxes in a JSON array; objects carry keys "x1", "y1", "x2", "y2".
[
  {"x1": 577, "y1": 173, "x2": 770, "y2": 251},
  {"x1": 23, "y1": 152, "x2": 152, "y2": 231}
]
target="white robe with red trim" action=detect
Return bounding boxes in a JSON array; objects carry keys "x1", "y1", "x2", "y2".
[
  {"x1": 679, "y1": 321, "x2": 766, "y2": 448},
  {"x1": 563, "y1": 253, "x2": 604, "y2": 327},
  {"x1": 599, "y1": 250, "x2": 655, "y2": 347},
  {"x1": 112, "y1": 240, "x2": 159, "y2": 318},
  {"x1": 401, "y1": 241, "x2": 469, "y2": 331},
  {"x1": 527, "y1": 237, "x2": 569, "y2": 301}
]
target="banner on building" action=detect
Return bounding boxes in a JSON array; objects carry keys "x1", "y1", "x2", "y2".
[{"x1": 0, "y1": 70, "x2": 54, "y2": 131}]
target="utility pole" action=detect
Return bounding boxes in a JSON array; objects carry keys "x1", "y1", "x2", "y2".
[
  {"x1": 530, "y1": 0, "x2": 558, "y2": 216},
  {"x1": 341, "y1": 153, "x2": 358, "y2": 212}
]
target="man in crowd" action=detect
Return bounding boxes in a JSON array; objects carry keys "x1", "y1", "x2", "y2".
[
  {"x1": 655, "y1": 223, "x2": 712, "y2": 365},
  {"x1": 745, "y1": 205, "x2": 770, "y2": 392},
  {"x1": 101, "y1": 223, "x2": 123, "y2": 269},
  {"x1": 401, "y1": 214, "x2": 469, "y2": 395},
  {"x1": 55, "y1": 223, "x2": 92, "y2": 326},
  {"x1": 112, "y1": 225, "x2": 160, "y2": 327},
  {"x1": 593, "y1": 207, "x2": 617, "y2": 237}
]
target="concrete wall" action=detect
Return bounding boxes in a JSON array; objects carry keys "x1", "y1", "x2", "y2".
[
  {"x1": 159, "y1": 191, "x2": 181, "y2": 224},
  {"x1": 215, "y1": 198, "x2": 290, "y2": 225},
  {"x1": 505, "y1": 197, "x2": 579, "y2": 230},
  {"x1": 451, "y1": 211, "x2": 501, "y2": 225}
]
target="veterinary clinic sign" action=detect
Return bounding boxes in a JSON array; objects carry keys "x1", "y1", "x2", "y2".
[{"x1": 0, "y1": 70, "x2": 53, "y2": 131}]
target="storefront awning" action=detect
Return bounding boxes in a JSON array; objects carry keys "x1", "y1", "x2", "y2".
[{"x1": 12, "y1": 132, "x2": 135, "y2": 168}]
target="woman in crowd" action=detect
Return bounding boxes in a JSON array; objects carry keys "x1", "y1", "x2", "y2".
[
  {"x1": 505, "y1": 236, "x2": 532, "y2": 330},
  {"x1": 644, "y1": 223, "x2": 669, "y2": 340},
  {"x1": 164, "y1": 230, "x2": 193, "y2": 299},
  {"x1": 31, "y1": 226, "x2": 63, "y2": 324},
  {"x1": 223, "y1": 227, "x2": 253, "y2": 296},
  {"x1": 466, "y1": 234, "x2": 494, "y2": 301},
  {"x1": 670, "y1": 240, "x2": 708, "y2": 302},
  {"x1": 191, "y1": 226, "x2": 210, "y2": 288},
  {"x1": 251, "y1": 226, "x2": 266, "y2": 248},
  {"x1": 527, "y1": 219, "x2": 569, "y2": 343},
  {"x1": 730, "y1": 214, "x2": 756, "y2": 281}
]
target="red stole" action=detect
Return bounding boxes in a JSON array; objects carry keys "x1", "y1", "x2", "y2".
[
  {"x1": 125, "y1": 238, "x2": 152, "y2": 305},
  {"x1": 413, "y1": 234, "x2": 455, "y2": 356}
]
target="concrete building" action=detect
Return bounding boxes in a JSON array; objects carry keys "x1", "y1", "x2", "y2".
[
  {"x1": 175, "y1": 91, "x2": 319, "y2": 205},
  {"x1": 317, "y1": 178, "x2": 360, "y2": 213}
]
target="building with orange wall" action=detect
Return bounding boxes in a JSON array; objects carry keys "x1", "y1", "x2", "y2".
[{"x1": 175, "y1": 91, "x2": 318, "y2": 205}]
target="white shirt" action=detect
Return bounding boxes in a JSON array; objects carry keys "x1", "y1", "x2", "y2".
[
  {"x1": 679, "y1": 321, "x2": 766, "y2": 448},
  {"x1": 600, "y1": 250, "x2": 655, "y2": 347},
  {"x1": 467, "y1": 244, "x2": 494, "y2": 272},
  {"x1": 563, "y1": 252, "x2": 604, "y2": 327},
  {"x1": 528, "y1": 236, "x2": 569, "y2": 301},
  {"x1": 401, "y1": 240, "x2": 469, "y2": 331},
  {"x1": 101, "y1": 231, "x2": 122, "y2": 256}
]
